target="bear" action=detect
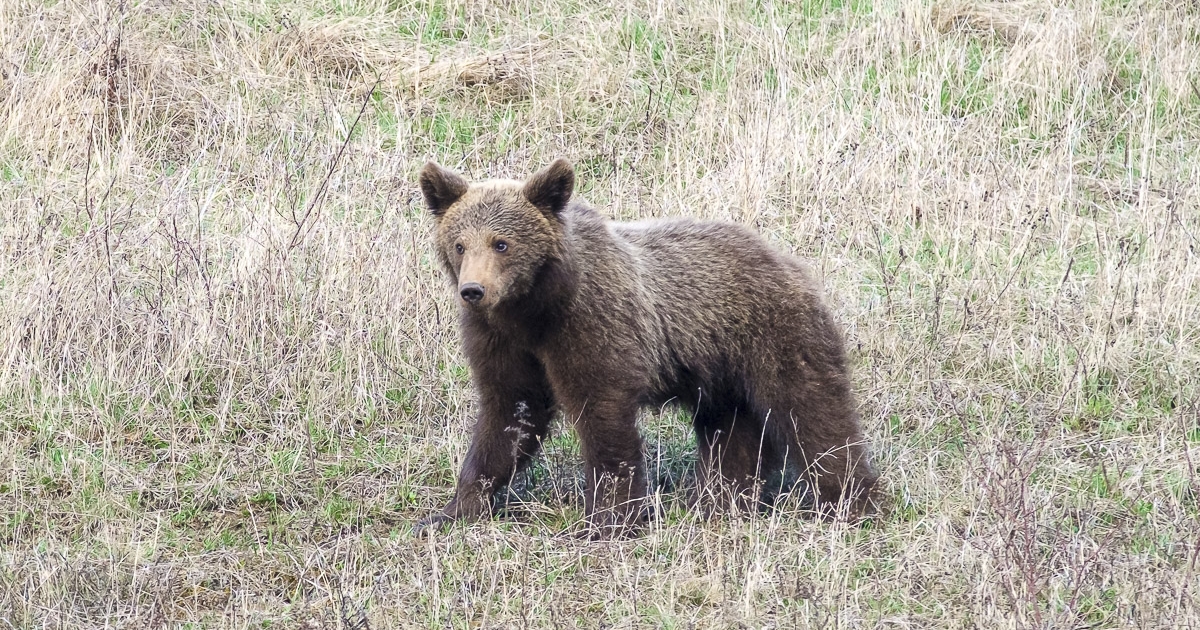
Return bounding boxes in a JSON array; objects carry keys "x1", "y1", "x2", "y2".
[{"x1": 415, "y1": 158, "x2": 879, "y2": 537}]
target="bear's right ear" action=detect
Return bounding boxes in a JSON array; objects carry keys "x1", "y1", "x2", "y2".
[
  {"x1": 522, "y1": 158, "x2": 574, "y2": 218},
  {"x1": 419, "y1": 162, "x2": 468, "y2": 217}
]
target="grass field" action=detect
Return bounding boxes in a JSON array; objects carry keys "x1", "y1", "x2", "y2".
[{"x1": 2, "y1": 0, "x2": 1199, "y2": 627}]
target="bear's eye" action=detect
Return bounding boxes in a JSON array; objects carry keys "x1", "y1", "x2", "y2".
[
  {"x1": 494, "y1": 241, "x2": 508, "y2": 253},
  {"x1": 454, "y1": 243, "x2": 464, "y2": 255}
]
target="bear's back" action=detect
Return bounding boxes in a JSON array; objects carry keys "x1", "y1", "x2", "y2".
[
  {"x1": 596, "y1": 216, "x2": 826, "y2": 373},
  {"x1": 609, "y1": 217, "x2": 817, "y2": 299}
]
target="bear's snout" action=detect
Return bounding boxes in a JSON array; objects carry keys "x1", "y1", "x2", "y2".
[{"x1": 460, "y1": 282, "x2": 485, "y2": 304}]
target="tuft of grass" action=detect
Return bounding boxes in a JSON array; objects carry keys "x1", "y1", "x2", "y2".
[{"x1": 2, "y1": 0, "x2": 1199, "y2": 626}]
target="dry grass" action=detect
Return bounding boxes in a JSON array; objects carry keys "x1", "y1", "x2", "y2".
[{"x1": 1, "y1": 0, "x2": 1199, "y2": 627}]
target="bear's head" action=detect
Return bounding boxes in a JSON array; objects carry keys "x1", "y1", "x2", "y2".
[{"x1": 419, "y1": 159, "x2": 575, "y2": 311}]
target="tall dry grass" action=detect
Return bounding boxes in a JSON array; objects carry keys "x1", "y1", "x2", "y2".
[{"x1": 1, "y1": 0, "x2": 1198, "y2": 627}]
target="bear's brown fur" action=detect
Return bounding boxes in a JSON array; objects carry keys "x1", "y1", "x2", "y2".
[{"x1": 416, "y1": 159, "x2": 879, "y2": 537}]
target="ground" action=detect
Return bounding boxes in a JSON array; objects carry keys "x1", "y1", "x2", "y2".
[{"x1": 1, "y1": 0, "x2": 1198, "y2": 627}]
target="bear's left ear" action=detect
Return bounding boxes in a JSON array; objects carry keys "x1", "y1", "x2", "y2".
[
  {"x1": 419, "y1": 162, "x2": 469, "y2": 217},
  {"x1": 522, "y1": 158, "x2": 574, "y2": 218}
]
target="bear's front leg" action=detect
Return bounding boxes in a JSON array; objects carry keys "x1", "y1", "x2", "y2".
[
  {"x1": 572, "y1": 397, "x2": 648, "y2": 539},
  {"x1": 415, "y1": 373, "x2": 554, "y2": 535}
]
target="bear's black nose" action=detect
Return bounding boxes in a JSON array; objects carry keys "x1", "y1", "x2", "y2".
[{"x1": 460, "y1": 283, "x2": 485, "y2": 303}]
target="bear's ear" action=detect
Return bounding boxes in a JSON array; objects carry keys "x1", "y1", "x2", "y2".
[
  {"x1": 419, "y1": 162, "x2": 469, "y2": 217},
  {"x1": 522, "y1": 158, "x2": 574, "y2": 217}
]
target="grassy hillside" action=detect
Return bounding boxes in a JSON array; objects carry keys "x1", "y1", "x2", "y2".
[{"x1": 2, "y1": 0, "x2": 1198, "y2": 626}]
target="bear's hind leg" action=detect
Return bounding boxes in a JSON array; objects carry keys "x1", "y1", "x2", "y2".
[
  {"x1": 692, "y1": 405, "x2": 778, "y2": 515},
  {"x1": 750, "y1": 373, "x2": 878, "y2": 518}
]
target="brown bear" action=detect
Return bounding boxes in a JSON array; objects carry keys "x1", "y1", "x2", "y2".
[{"x1": 415, "y1": 158, "x2": 879, "y2": 537}]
